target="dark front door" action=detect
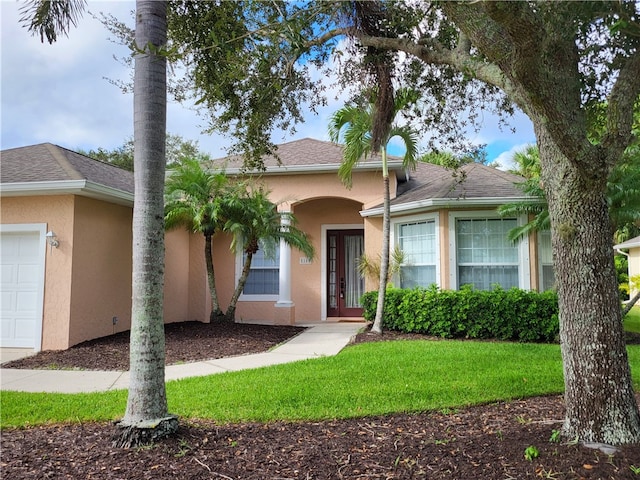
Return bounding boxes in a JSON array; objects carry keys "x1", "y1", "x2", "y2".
[{"x1": 327, "y1": 230, "x2": 364, "y2": 317}]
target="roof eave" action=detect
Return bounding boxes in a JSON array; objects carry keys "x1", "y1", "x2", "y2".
[
  {"x1": 613, "y1": 238, "x2": 640, "y2": 250},
  {"x1": 0, "y1": 180, "x2": 134, "y2": 206},
  {"x1": 223, "y1": 160, "x2": 406, "y2": 176},
  {"x1": 360, "y1": 196, "x2": 537, "y2": 217}
]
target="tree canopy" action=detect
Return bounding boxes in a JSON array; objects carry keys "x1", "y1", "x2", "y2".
[{"x1": 78, "y1": 133, "x2": 202, "y2": 172}]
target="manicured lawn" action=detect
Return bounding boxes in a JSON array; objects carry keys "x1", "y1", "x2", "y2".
[
  {"x1": 625, "y1": 305, "x2": 640, "y2": 333},
  {"x1": 2, "y1": 340, "x2": 640, "y2": 429}
]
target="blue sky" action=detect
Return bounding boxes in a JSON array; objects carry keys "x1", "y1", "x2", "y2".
[{"x1": 1, "y1": 0, "x2": 535, "y2": 169}]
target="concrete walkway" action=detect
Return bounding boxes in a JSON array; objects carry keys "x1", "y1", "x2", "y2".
[{"x1": 0, "y1": 322, "x2": 367, "y2": 394}]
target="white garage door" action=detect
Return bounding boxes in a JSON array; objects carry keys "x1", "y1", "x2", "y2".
[{"x1": 0, "y1": 226, "x2": 45, "y2": 349}]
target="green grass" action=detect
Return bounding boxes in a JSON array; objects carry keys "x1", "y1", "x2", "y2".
[
  {"x1": 624, "y1": 306, "x2": 640, "y2": 333},
  {"x1": 2, "y1": 340, "x2": 640, "y2": 429}
]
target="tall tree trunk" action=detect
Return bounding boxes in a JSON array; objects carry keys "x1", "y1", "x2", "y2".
[
  {"x1": 226, "y1": 252, "x2": 254, "y2": 322},
  {"x1": 372, "y1": 149, "x2": 390, "y2": 334},
  {"x1": 536, "y1": 124, "x2": 640, "y2": 445},
  {"x1": 204, "y1": 233, "x2": 223, "y2": 322},
  {"x1": 114, "y1": 0, "x2": 177, "y2": 448}
]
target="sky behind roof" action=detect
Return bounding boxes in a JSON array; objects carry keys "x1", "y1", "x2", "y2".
[{"x1": 1, "y1": 0, "x2": 535, "y2": 169}]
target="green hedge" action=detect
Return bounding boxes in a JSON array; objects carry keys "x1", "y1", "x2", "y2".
[{"x1": 361, "y1": 285, "x2": 559, "y2": 343}]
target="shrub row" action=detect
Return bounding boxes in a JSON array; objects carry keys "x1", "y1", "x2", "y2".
[{"x1": 361, "y1": 286, "x2": 559, "y2": 343}]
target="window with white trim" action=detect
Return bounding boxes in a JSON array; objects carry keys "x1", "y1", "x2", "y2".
[
  {"x1": 456, "y1": 218, "x2": 519, "y2": 290},
  {"x1": 397, "y1": 220, "x2": 437, "y2": 288},
  {"x1": 242, "y1": 246, "x2": 279, "y2": 296},
  {"x1": 538, "y1": 230, "x2": 555, "y2": 291}
]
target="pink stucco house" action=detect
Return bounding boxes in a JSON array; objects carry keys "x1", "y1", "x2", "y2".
[{"x1": 1, "y1": 139, "x2": 553, "y2": 351}]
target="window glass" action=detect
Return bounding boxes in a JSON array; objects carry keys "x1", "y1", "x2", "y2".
[
  {"x1": 539, "y1": 230, "x2": 555, "y2": 291},
  {"x1": 243, "y1": 245, "x2": 279, "y2": 295},
  {"x1": 457, "y1": 218, "x2": 519, "y2": 290},
  {"x1": 398, "y1": 220, "x2": 437, "y2": 288}
]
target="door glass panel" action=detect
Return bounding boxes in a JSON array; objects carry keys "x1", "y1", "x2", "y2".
[
  {"x1": 328, "y1": 235, "x2": 337, "y2": 309},
  {"x1": 344, "y1": 234, "x2": 364, "y2": 308}
]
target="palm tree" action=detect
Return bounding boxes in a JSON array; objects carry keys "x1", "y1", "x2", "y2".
[
  {"x1": 328, "y1": 88, "x2": 419, "y2": 334},
  {"x1": 116, "y1": 0, "x2": 178, "y2": 448},
  {"x1": 164, "y1": 158, "x2": 231, "y2": 322},
  {"x1": 500, "y1": 144, "x2": 640, "y2": 242},
  {"x1": 21, "y1": 0, "x2": 178, "y2": 447},
  {"x1": 223, "y1": 187, "x2": 315, "y2": 322}
]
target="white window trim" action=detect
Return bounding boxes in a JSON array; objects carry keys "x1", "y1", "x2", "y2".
[
  {"x1": 537, "y1": 230, "x2": 554, "y2": 291},
  {"x1": 391, "y1": 212, "x2": 440, "y2": 288},
  {"x1": 236, "y1": 247, "x2": 279, "y2": 302},
  {"x1": 448, "y1": 211, "x2": 530, "y2": 290}
]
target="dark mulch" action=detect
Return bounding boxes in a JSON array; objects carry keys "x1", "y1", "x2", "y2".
[
  {"x1": 3, "y1": 321, "x2": 306, "y2": 371},
  {"x1": 2, "y1": 323, "x2": 640, "y2": 479}
]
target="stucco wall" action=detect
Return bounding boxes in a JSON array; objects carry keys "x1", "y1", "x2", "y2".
[
  {"x1": 248, "y1": 171, "x2": 387, "y2": 211},
  {"x1": 205, "y1": 170, "x2": 383, "y2": 323},
  {"x1": 204, "y1": 196, "x2": 366, "y2": 323},
  {"x1": 68, "y1": 196, "x2": 133, "y2": 346},
  {"x1": 164, "y1": 228, "x2": 191, "y2": 323},
  {"x1": 291, "y1": 197, "x2": 364, "y2": 321},
  {"x1": 186, "y1": 233, "x2": 211, "y2": 322},
  {"x1": 1, "y1": 195, "x2": 74, "y2": 350},
  {"x1": 1, "y1": 194, "x2": 208, "y2": 350}
]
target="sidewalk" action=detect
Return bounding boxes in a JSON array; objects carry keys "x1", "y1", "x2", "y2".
[{"x1": 0, "y1": 322, "x2": 367, "y2": 394}]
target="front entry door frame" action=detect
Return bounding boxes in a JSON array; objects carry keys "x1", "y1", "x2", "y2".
[{"x1": 321, "y1": 224, "x2": 364, "y2": 319}]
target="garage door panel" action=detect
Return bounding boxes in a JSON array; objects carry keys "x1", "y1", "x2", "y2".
[
  {"x1": 0, "y1": 228, "x2": 45, "y2": 349},
  {"x1": 16, "y1": 291, "x2": 37, "y2": 313},
  {"x1": 17, "y1": 235, "x2": 40, "y2": 257},
  {"x1": 1, "y1": 318, "x2": 15, "y2": 339},
  {"x1": 0, "y1": 235, "x2": 19, "y2": 258},
  {"x1": 17, "y1": 264, "x2": 40, "y2": 285},
  {"x1": 1, "y1": 264, "x2": 17, "y2": 284},
  {"x1": 1, "y1": 291, "x2": 15, "y2": 312},
  {"x1": 14, "y1": 318, "x2": 36, "y2": 339}
]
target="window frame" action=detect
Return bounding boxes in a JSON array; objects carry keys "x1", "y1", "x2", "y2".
[
  {"x1": 391, "y1": 212, "x2": 440, "y2": 289},
  {"x1": 448, "y1": 211, "x2": 530, "y2": 290},
  {"x1": 236, "y1": 242, "x2": 280, "y2": 302},
  {"x1": 537, "y1": 230, "x2": 555, "y2": 291}
]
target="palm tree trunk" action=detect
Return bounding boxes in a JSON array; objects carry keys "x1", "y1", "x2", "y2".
[
  {"x1": 372, "y1": 149, "x2": 390, "y2": 334},
  {"x1": 204, "y1": 233, "x2": 223, "y2": 321},
  {"x1": 226, "y1": 252, "x2": 254, "y2": 322},
  {"x1": 114, "y1": 0, "x2": 177, "y2": 448},
  {"x1": 622, "y1": 290, "x2": 640, "y2": 317}
]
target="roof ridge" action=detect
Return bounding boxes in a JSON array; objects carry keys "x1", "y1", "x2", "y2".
[{"x1": 44, "y1": 143, "x2": 84, "y2": 181}]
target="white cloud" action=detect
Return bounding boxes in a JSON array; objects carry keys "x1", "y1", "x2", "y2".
[
  {"x1": 1, "y1": 1, "x2": 135, "y2": 151},
  {"x1": 494, "y1": 143, "x2": 536, "y2": 171}
]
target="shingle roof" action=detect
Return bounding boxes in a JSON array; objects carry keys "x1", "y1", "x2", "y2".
[
  {"x1": 394, "y1": 161, "x2": 526, "y2": 206},
  {"x1": 212, "y1": 137, "x2": 402, "y2": 171},
  {"x1": 1, "y1": 140, "x2": 528, "y2": 211},
  {"x1": 1, "y1": 143, "x2": 134, "y2": 195},
  {"x1": 213, "y1": 138, "x2": 528, "y2": 211}
]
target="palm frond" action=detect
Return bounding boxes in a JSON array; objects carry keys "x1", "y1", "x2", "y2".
[{"x1": 20, "y1": 0, "x2": 86, "y2": 44}]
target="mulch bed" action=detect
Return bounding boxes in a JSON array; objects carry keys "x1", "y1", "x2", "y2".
[
  {"x1": 3, "y1": 321, "x2": 305, "y2": 371},
  {"x1": 2, "y1": 322, "x2": 640, "y2": 479}
]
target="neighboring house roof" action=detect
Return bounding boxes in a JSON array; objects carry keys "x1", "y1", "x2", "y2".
[
  {"x1": 0, "y1": 143, "x2": 134, "y2": 206},
  {"x1": 614, "y1": 235, "x2": 640, "y2": 250},
  {"x1": 211, "y1": 137, "x2": 409, "y2": 180}
]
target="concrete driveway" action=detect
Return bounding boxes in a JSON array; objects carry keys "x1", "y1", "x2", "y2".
[{"x1": 1, "y1": 348, "x2": 35, "y2": 364}]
